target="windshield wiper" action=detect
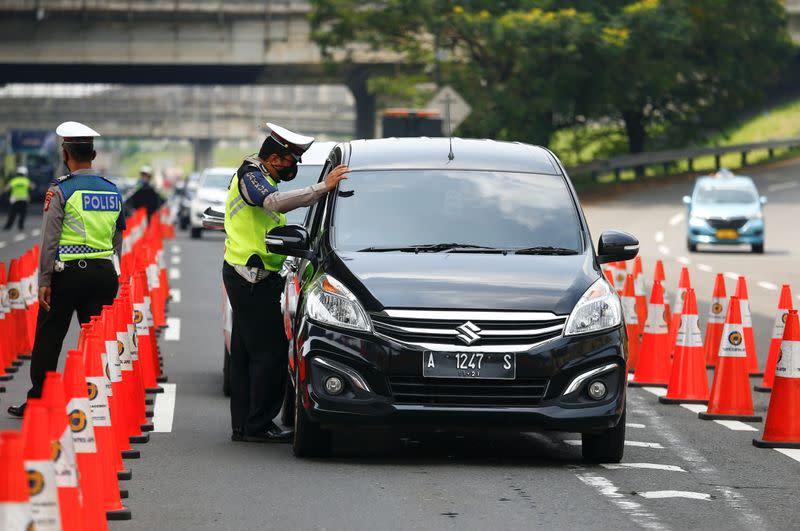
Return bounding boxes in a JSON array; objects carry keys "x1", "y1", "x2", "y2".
[
  {"x1": 514, "y1": 246, "x2": 579, "y2": 255},
  {"x1": 358, "y1": 243, "x2": 502, "y2": 253}
]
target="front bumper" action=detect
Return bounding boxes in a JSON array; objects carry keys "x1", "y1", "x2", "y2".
[
  {"x1": 687, "y1": 218, "x2": 763, "y2": 245},
  {"x1": 294, "y1": 322, "x2": 627, "y2": 434}
]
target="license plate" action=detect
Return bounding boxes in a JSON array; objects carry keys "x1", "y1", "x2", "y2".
[
  {"x1": 422, "y1": 352, "x2": 515, "y2": 379},
  {"x1": 716, "y1": 229, "x2": 738, "y2": 239}
]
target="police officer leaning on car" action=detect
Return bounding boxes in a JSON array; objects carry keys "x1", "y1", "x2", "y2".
[
  {"x1": 223, "y1": 123, "x2": 348, "y2": 443},
  {"x1": 8, "y1": 121, "x2": 124, "y2": 418}
]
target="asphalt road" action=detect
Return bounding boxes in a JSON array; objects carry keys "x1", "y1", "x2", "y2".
[{"x1": 1, "y1": 160, "x2": 799, "y2": 530}]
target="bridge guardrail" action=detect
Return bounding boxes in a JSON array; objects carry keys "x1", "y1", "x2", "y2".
[{"x1": 565, "y1": 137, "x2": 800, "y2": 183}]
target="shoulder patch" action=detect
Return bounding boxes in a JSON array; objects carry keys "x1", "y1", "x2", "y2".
[
  {"x1": 56, "y1": 174, "x2": 72, "y2": 183},
  {"x1": 44, "y1": 189, "x2": 55, "y2": 212}
]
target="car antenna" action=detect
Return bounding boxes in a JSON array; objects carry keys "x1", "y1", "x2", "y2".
[{"x1": 443, "y1": 92, "x2": 455, "y2": 161}]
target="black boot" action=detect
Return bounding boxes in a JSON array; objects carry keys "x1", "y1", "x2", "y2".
[{"x1": 8, "y1": 403, "x2": 26, "y2": 418}]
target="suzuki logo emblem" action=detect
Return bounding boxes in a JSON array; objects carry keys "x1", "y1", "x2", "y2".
[{"x1": 456, "y1": 321, "x2": 482, "y2": 346}]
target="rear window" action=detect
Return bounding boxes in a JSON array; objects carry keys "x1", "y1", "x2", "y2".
[{"x1": 332, "y1": 170, "x2": 582, "y2": 251}]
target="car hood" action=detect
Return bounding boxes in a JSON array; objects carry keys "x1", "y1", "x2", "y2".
[
  {"x1": 691, "y1": 203, "x2": 760, "y2": 219},
  {"x1": 335, "y1": 251, "x2": 598, "y2": 314}
]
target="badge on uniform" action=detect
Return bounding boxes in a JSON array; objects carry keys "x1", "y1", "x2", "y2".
[{"x1": 44, "y1": 189, "x2": 54, "y2": 212}]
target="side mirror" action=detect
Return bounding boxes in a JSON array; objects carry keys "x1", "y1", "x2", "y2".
[
  {"x1": 760, "y1": 196, "x2": 768, "y2": 205},
  {"x1": 682, "y1": 195, "x2": 691, "y2": 205},
  {"x1": 597, "y1": 230, "x2": 639, "y2": 265},
  {"x1": 201, "y1": 207, "x2": 225, "y2": 231},
  {"x1": 266, "y1": 224, "x2": 314, "y2": 260}
]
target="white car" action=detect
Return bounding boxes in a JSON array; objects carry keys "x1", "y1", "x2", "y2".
[{"x1": 190, "y1": 167, "x2": 236, "y2": 239}]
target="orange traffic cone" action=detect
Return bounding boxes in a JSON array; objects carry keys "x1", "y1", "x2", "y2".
[
  {"x1": 42, "y1": 371, "x2": 83, "y2": 531},
  {"x1": 64, "y1": 349, "x2": 111, "y2": 530},
  {"x1": 132, "y1": 270, "x2": 161, "y2": 394},
  {"x1": 659, "y1": 289, "x2": 709, "y2": 404},
  {"x1": 704, "y1": 273, "x2": 728, "y2": 368},
  {"x1": 0, "y1": 261, "x2": 13, "y2": 384},
  {"x1": 633, "y1": 256, "x2": 648, "y2": 328},
  {"x1": 0, "y1": 431, "x2": 36, "y2": 529},
  {"x1": 653, "y1": 260, "x2": 672, "y2": 330},
  {"x1": 755, "y1": 285, "x2": 794, "y2": 393},
  {"x1": 622, "y1": 274, "x2": 641, "y2": 372},
  {"x1": 612, "y1": 261, "x2": 627, "y2": 294},
  {"x1": 754, "y1": 310, "x2": 800, "y2": 449},
  {"x1": 22, "y1": 398, "x2": 63, "y2": 530},
  {"x1": 7, "y1": 258, "x2": 32, "y2": 361},
  {"x1": 735, "y1": 276, "x2": 761, "y2": 376},
  {"x1": 115, "y1": 291, "x2": 150, "y2": 442},
  {"x1": 603, "y1": 268, "x2": 615, "y2": 288},
  {"x1": 699, "y1": 297, "x2": 761, "y2": 421},
  {"x1": 630, "y1": 281, "x2": 672, "y2": 387},
  {"x1": 668, "y1": 267, "x2": 692, "y2": 355}
]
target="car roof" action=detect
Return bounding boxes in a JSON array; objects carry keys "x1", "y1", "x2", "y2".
[
  {"x1": 301, "y1": 141, "x2": 336, "y2": 166},
  {"x1": 341, "y1": 138, "x2": 561, "y2": 175},
  {"x1": 202, "y1": 167, "x2": 236, "y2": 176},
  {"x1": 695, "y1": 175, "x2": 755, "y2": 189}
]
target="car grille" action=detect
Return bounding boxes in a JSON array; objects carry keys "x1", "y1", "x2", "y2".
[
  {"x1": 370, "y1": 309, "x2": 567, "y2": 352},
  {"x1": 706, "y1": 217, "x2": 748, "y2": 230},
  {"x1": 389, "y1": 376, "x2": 548, "y2": 407}
]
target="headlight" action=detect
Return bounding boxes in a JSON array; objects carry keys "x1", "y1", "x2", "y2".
[
  {"x1": 564, "y1": 278, "x2": 622, "y2": 336},
  {"x1": 305, "y1": 274, "x2": 371, "y2": 332},
  {"x1": 689, "y1": 216, "x2": 707, "y2": 227},
  {"x1": 749, "y1": 211, "x2": 763, "y2": 220}
]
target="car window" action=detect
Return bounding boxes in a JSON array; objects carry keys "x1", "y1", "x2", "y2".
[
  {"x1": 694, "y1": 186, "x2": 757, "y2": 204},
  {"x1": 281, "y1": 164, "x2": 324, "y2": 225},
  {"x1": 331, "y1": 170, "x2": 582, "y2": 251},
  {"x1": 304, "y1": 162, "x2": 332, "y2": 231},
  {"x1": 200, "y1": 172, "x2": 233, "y2": 190}
]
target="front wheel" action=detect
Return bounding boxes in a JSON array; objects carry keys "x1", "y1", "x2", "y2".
[
  {"x1": 581, "y1": 408, "x2": 626, "y2": 463},
  {"x1": 190, "y1": 227, "x2": 202, "y2": 239},
  {"x1": 293, "y1": 373, "x2": 332, "y2": 458},
  {"x1": 687, "y1": 241, "x2": 697, "y2": 252},
  {"x1": 752, "y1": 243, "x2": 764, "y2": 254}
]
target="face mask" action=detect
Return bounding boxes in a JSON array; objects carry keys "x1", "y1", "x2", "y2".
[{"x1": 277, "y1": 164, "x2": 298, "y2": 182}]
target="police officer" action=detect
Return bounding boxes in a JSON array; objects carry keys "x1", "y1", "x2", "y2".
[
  {"x1": 224, "y1": 123, "x2": 348, "y2": 443},
  {"x1": 8, "y1": 121, "x2": 125, "y2": 417},
  {"x1": 3, "y1": 166, "x2": 34, "y2": 231},
  {"x1": 124, "y1": 164, "x2": 164, "y2": 216}
]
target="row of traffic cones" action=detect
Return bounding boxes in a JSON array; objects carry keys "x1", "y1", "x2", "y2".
[
  {"x1": 0, "y1": 206, "x2": 174, "y2": 528},
  {"x1": 0, "y1": 245, "x2": 41, "y2": 385}
]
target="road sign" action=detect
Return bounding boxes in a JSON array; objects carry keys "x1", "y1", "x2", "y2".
[{"x1": 428, "y1": 86, "x2": 471, "y2": 134}]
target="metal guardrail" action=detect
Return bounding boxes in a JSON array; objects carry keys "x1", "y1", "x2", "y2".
[{"x1": 564, "y1": 137, "x2": 800, "y2": 182}]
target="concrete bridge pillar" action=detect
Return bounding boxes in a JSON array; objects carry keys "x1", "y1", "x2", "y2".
[
  {"x1": 192, "y1": 138, "x2": 215, "y2": 172},
  {"x1": 346, "y1": 69, "x2": 377, "y2": 140}
]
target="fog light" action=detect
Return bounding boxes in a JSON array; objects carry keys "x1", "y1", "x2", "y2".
[
  {"x1": 324, "y1": 375, "x2": 344, "y2": 395},
  {"x1": 587, "y1": 380, "x2": 607, "y2": 400}
]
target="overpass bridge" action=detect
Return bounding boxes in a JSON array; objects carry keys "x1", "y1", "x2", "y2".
[{"x1": 0, "y1": 0, "x2": 403, "y2": 138}]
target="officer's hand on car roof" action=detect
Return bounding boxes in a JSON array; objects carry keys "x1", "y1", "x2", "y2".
[{"x1": 324, "y1": 165, "x2": 349, "y2": 191}]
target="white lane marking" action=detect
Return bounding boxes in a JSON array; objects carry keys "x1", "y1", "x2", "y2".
[
  {"x1": 628, "y1": 394, "x2": 768, "y2": 528},
  {"x1": 171, "y1": 255, "x2": 181, "y2": 265},
  {"x1": 0, "y1": 241, "x2": 6, "y2": 249},
  {"x1": 564, "y1": 440, "x2": 664, "y2": 449},
  {"x1": 627, "y1": 423, "x2": 646, "y2": 429},
  {"x1": 643, "y1": 386, "x2": 667, "y2": 397},
  {"x1": 169, "y1": 288, "x2": 181, "y2": 303},
  {"x1": 757, "y1": 281, "x2": 777, "y2": 291},
  {"x1": 171, "y1": 245, "x2": 181, "y2": 253},
  {"x1": 638, "y1": 490, "x2": 711, "y2": 501},
  {"x1": 164, "y1": 317, "x2": 181, "y2": 341},
  {"x1": 655, "y1": 231, "x2": 664, "y2": 243},
  {"x1": 13, "y1": 233, "x2": 26, "y2": 242},
  {"x1": 713, "y1": 420, "x2": 758, "y2": 432},
  {"x1": 775, "y1": 449, "x2": 800, "y2": 463},
  {"x1": 668, "y1": 213, "x2": 685, "y2": 226},
  {"x1": 152, "y1": 383, "x2": 176, "y2": 432},
  {"x1": 681, "y1": 404, "x2": 707, "y2": 414},
  {"x1": 573, "y1": 471, "x2": 667, "y2": 530},
  {"x1": 601, "y1": 463, "x2": 685, "y2": 472},
  {"x1": 169, "y1": 267, "x2": 181, "y2": 280},
  {"x1": 724, "y1": 272, "x2": 740, "y2": 281},
  {"x1": 697, "y1": 263, "x2": 713, "y2": 273},
  {"x1": 657, "y1": 245, "x2": 670, "y2": 255},
  {"x1": 31, "y1": 229, "x2": 41, "y2": 237},
  {"x1": 677, "y1": 256, "x2": 691, "y2": 265},
  {"x1": 767, "y1": 181, "x2": 798, "y2": 192}
]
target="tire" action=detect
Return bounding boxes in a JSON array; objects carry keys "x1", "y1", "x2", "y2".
[
  {"x1": 581, "y1": 408, "x2": 626, "y2": 463},
  {"x1": 280, "y1": 374, "x2": 295, "y2": 427},
  {"x1": 222, "y1": 345, "x2": 231, "y2": 397},
  {"x1": 687, "y1": 241, "x2": 697, "y2": 252},
  {"x1": 752, "y1": 243, "x2": 764, "y2": 254},
  {"x1": 190, "y1": 227, "x2": 202, "y2": 239},
  {"x1": 179, "y1": 216, "x2": 189, "y2": 231},
  {"x1": 292, "y1": 371, "x2": 332, "y2": 458}
]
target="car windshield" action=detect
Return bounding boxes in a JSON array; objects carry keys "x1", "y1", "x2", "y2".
[
  {"x1": 281, "y1": 164, "x2": 323, "y2": 224},
  {"x1": 332, "y1": 170, "x2": 582, "y2": 252},
  {"x1": 200, "y1": 172, "x2": 233, "y2": 190},
  {"x1": 695, "y1": 186, "x2": 757, "y2": 204}
]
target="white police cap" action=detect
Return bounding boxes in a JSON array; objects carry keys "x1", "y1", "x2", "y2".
[
  {"x1": 16, "y1": 166, "x2": 28, "y2": 176},
  {"x1": 56, "y1": 121, "x2": 101, "y2": 143},
  {"x1": 140, "y1": 165, "x2": 153, "y2": 175},
  {"x1": 265, "y1": 122, "x2": 314, "y2": 161}
]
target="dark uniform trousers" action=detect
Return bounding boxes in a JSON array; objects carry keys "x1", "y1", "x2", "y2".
[
  {"x1": 222, "y1": 261, "x2": 289, "y2": 434},
  {"x1": 4, "y1": 201, "x2": 28, "y2": 230},
  {"x1": 28, "y1": 259, "x2": 118, "y2": 399}
]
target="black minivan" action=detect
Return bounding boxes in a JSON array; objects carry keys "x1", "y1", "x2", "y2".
[{"x1": 268, "y1": 138, "x2": 638, "y2": 462}]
